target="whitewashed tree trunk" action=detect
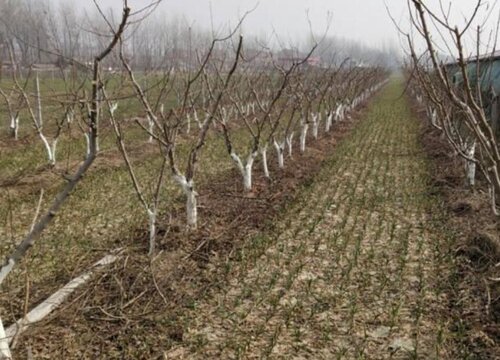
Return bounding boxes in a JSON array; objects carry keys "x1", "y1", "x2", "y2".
[
  {"x1": 110, "y1": 102, "x2": 118, "y2": 116},
  {"x1": 311, "y1": 113, "x2": 320, "y2": 140},
  {"x1": 186, "y1": 185, "x2": 197, "y2": 227},
  {"x1": 147, "y1": 114, "x2": 154, "y2": 143},
  {"x1": 466, "y1": 142, "x2": 476, "y2": 187},
  {"x1": 325, "y1": 112, "x2": 333, "y2": 132},
  {"x1": 489, "y1": 186, "x2": 499, "y2": 216},
  {"x1": 0, "y1": 317, "x2": 11, "y2": 359},
  {"x1": 260, "y1": 145, "x2": 270, "y2": 178},
  {"x1": 84, "y1": 132, "x2": 91, "y2": 159},
  {"x1": 222, "y1": 106, "x2": 227, "y2": 121},
  {"x1": 147, "y1": 209, "x2": 157, "y2": 255},
  {"x1": 4, "y1": 252, "x2": 120, "y2": 347},
  {"x1": 286, "y1": 133, "x2": 294, "y2": 157},
  {"x1": 300, "y1": 122, "x2": 309, "y2": 153},
  {"x1": 9, "y1": 116, "x2": 18, "y2": 140},
  {"x1": 335, "y1": 104, "x2": 342, "y2": 121},
  {"x1": 35, "y1": 73, "x2": 42, "y2": 128},
  {"x1": 39, "y1": 133, "x2": 56, "y2": 166},
  {"x1": 95, "y1": 132, "x2": 100, "y2": 153},
  {"x1": 66, "y1": 109, "x2": 74, "y2": 124},
  {"x1": 174, "y1": 175, "x2": 198, "y2": 228},
  {"x1": 231, "y1": 151, "x2": 258, "y2": 191},
  {"x1": 186, "y1": 113, "x2": 191, "y2": 134},
  {"x1": 193, "y1": 110, "x2": 202, "y2": 129},
  {"x1": 203, "y1": 113, "x2": 209, "y2": 128},
  {"x1": 273, "y1": 139, "x2": 285, "y2": 168}
]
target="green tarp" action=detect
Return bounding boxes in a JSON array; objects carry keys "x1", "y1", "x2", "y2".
[{"x1": 449, "y1": 59, "x2": 500, "y2": 96}]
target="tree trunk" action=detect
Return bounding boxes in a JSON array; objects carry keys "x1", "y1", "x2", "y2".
[
  {"x1": 286, "y1": 133, "x2": 294, "y2": 158},
  {"x1": 174, "y1": 175, "x2": 198, "y2": 228},
  {"x1": 466, "y1": 142, "x2": 476, "y2": 187},
  {"x1": 84, "y1": 132, "x2": 91, "y2": 158},
  {"x1": 261, "y1": 145, "x2": 270, "y2": 178},
  {"x1": 35, "y1": 73, "x2": 43, "y2": 128},
  {"x1": 273, "y1": 140, "x2": 285, "y2": 168},
  {"x1": 39, "y1": 133, "x2": 56, "y2": 165},
  {"x1": 0, "y1": 317, "x2": 11, "y2": 359},
  {"x1": 300, "y1": 123, "x2": 309, "y2": 153},
  {"x1": 4, "y1": 252, "x2": 120, "y2": 346},
  {"x1": 186, "y1": 113, "x2": 191, "y2": 134},
  {"x1": 9, "y1": 116, "x2": 18, "y2": 140},
  {"x1": 147, "y1": 209, "x2": 157, "y2": 255},
  {"x1": 325, "y1": 112, "x2": 333, "y2": 132},
  {"x1": 231, "y1": 151, "x2": 257, "y2": 191},
  {"x1": 186, "y1": 185, "x2": 197, "y2": 228},
  {"x1": 311, "y1": 113, "x2": 320, "y2": 140},
  {"x1": 148, "y1": 115, "x2": 154, "y2": 143}
]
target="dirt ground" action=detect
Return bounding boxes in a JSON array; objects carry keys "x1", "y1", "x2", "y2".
[
  {"x1": 161, "y1": 81, "x2": 456, "y2": 359},
  {"x1": 417, "y1": 105, "x2": 500, "y2": 359},
  {"x1": 9, "y1": 79, "x2": 496, "y2": 359},
  {"x1": 7, "y1": 85, "x2": 366, "y2": 358}
]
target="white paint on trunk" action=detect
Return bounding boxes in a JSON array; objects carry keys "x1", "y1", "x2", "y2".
[
  {"x1": 490, "y1": 186, "x2": 499, "y2": 216},
  {"x1": 110, "y1": 102, "x2": 118, "y2": 116},
  {"x1": 84, "y1": 132, "x2": 91, "y2": 159},
  {"x1": 325, "y1": 113, "x2": 333, "y2": 132},
  {"x1": 174, "y1": 175, "x2": 198, "y2": 228},
  {"x1": 186, "y1": 185, "x2": 197, "y2": 228},
  {"x1": 231, "y1": 151, "x2": 258, "y2": 191},
  {"x1": 96, "y1": 135, "x2": 100, "y2": 153},
  {"x1": 0, "y1": 317, "x2": 11, "y2": 359},
  {"x1": 51, "y1": 138, "x2": 58, "y2": 165},
  {"x1": 186, "y1": 113, "x2": 191, "y2": 134},
  {"x1": 311, "y1": 113, "x2": 320, "y2": 140},
  {"x1": 9, "y1": 116, "x2": 18, "y2": 140},
  {"x1": 5, "y1": 253, "x2": 120, "y2": 344},
  {"x1": 66, "y1": 109, "x2": 74, "y2": 124},
  {"x1": 430, "y1": 108, "x2": 442, "y2": 130},
  {"x1": 260, "y1": 145, "x2": 270, "y2": 178},
  {"x1": 0, "y1": 259, "x2": 15, "y2": 287},
  {"x1": 194, "y1": 110, "x2": 202, "y2": 129},
  {"x1": 35, "y1": 73, "x2": 43, "y2": 128},
  {"x1": 147, "y1": 209, "x2": 157, "y2": 255},
  {"x1": 335, "y1": 104, "x2": 344, "y2": 121},
  {"x1": 286, "y1": 133, "x2": 294, "y2": 157},
  {"x1": 203, "y1": 113, "x2": 209, "y2": 128},
  {"x1": 39, "y1": 133, "x2": 56, "y2": 165},
  {"x1": 147, "y1": 114, "x2": 154, "y2": 143},
  {"x1": 273, "y1": 140, "x2": 285, "y2": 168},
  {"x1": 466, "y1": 142, "x2": 476, "y2": 187},
  {"x1": 300, "y1": 123, "x2": 309, "y2": 153}
]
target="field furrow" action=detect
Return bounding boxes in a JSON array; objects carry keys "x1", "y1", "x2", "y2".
[{"x1": 169, "y1": 80, "x2": 452, "y2": 359}]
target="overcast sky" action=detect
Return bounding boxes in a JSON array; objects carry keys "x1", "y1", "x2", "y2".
[{"x1": 59, "y1": 0, "x2": 500, "y2": 54}]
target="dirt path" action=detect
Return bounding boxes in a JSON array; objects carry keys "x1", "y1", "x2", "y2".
[{"x1": 166, "y1": 80, "x2": 453, "y2": 359}]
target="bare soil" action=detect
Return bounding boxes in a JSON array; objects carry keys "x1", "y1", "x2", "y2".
[
  {"x1": 8, "y1": 94, "x2": 365, "y2": 358},
  {"x1": 417, "y1": 104, "x2": 500, "y2": 359}
]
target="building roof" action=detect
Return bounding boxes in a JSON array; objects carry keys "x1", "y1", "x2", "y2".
[{"x1": 444, "y1": 49, "x2": 500, "y2": 66}]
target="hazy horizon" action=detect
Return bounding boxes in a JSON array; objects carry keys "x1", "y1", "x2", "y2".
[{"x1": 50, "y1": 0, "x2": 500, "y2": 56}]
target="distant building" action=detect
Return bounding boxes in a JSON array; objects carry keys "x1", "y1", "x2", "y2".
[{"x1": 276, "y1": 49, "x2": 321, "y2": 68}]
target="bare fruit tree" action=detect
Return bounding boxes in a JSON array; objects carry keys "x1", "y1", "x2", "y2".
[
  {"x1": 405, "y1": 0, "x2": 500, "y2": 215},
  {"x1": 0, "y1": 4, "x2": 131, "y2": 358}
]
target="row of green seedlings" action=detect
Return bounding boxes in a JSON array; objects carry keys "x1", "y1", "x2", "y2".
[
  {"x1": 185, "y1": 104, "x2": 388, "y2": 356},
  {"x1": 116, "y1": 52, "x2": 389, "y2": 259}
]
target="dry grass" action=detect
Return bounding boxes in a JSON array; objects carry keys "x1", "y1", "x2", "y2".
[
  {"x1": 163, "y1": 80, "x2": 456, "y2": 359},
  {"x1": 3, "y1": 79, "x2": 483, "y2": 359}
]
